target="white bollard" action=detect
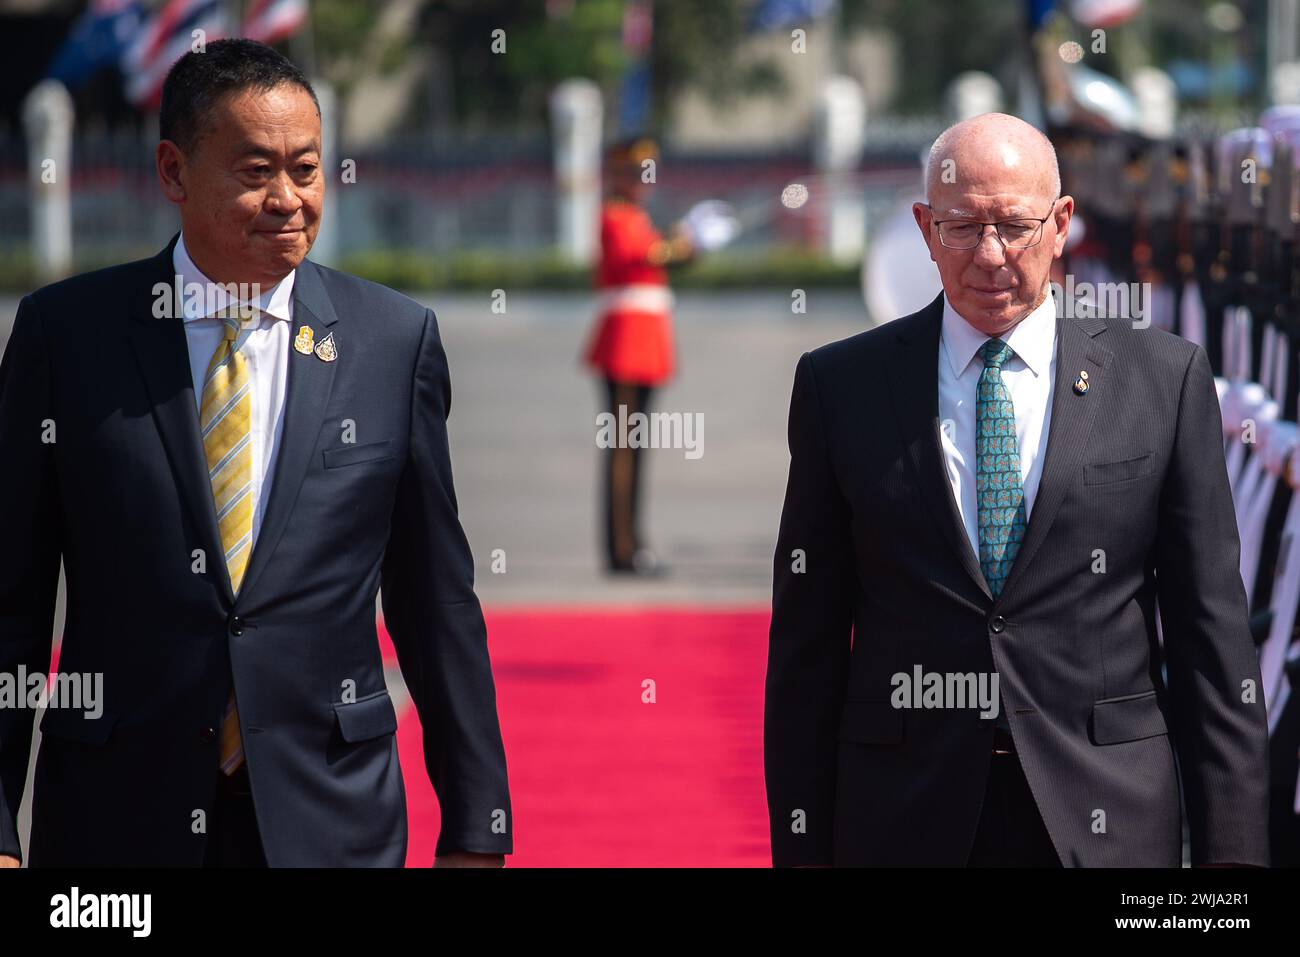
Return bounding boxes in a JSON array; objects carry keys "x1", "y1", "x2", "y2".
[
  {"x1": 813, "y1": 75, "x2": 866, "y2": 265},
  {"x1": 945, "y1": 71, "x2": 1004, "y2": 121},
  {"x1": 549, "y1": 79, "x2": 602, "y2": 266},
  {"x1": 1133, "y1": 67, "x2": 1177, "y2": 140},
  {"x1": 1271, "y1": 61, "x2": 1300, "y2": 105},
  {"x1": 22, "y1": 79, "x2": 74, "y2": 283},
  {"x1": 311, "y1": 79, "x2": 339, "y2": 268}
]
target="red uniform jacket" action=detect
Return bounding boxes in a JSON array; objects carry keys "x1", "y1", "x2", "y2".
[{"x1": 583, "y1": 199, "x2": 676, "y2": 386}]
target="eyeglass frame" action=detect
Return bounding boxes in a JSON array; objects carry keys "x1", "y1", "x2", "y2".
[{"x1": 924, "y1": 196, "x2": 1062, "y2": 250}]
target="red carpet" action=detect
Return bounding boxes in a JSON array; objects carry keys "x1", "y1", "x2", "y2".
[{"x1": 380, "y1": 607, "x2": 773, "y2": 867}]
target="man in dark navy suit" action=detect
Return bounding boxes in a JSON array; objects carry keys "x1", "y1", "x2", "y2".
[
  {"x1": 0, "y1": 40, "x2": 511, "y2": 866},
  {"x1": 765, "y1": 113, "x2": 1268, "y2": 867}
]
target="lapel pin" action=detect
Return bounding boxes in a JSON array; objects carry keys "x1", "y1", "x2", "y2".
[
  {"x1": 294, "y1": 324, "x2": 315, "y2": 355},
  {"x1": 1074, "y1": 372, "x2": 1089, "y2": 395},
  {"x1": 314, "y1": 331, "x2": 338, "y2": 362}
]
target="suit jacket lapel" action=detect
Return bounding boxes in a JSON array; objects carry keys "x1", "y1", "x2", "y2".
[
  {"x1": 885, "y1": 293, "x2": 992, "y2": 602},
  {"x1": 127, "y1": 238, "x2": 341, "y2": 608},
  {"x1": 234, "y1": 258, "x2": 339, "y2": 604},
  {"x1": 126, "y1": 233, "x2": 236, "y2": 605},
  {"x1": 998, "y1": 308, "x2": 1113, "y2": 603},
  {"x1": 883, "y1": 295, "x2": 1116, "y2": 607}
]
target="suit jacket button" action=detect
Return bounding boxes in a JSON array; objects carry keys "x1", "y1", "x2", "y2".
[
  {"x1": 989, "y1": 615, "x2": 1006, "y2": 633},
  {"x1": 200, "y1": 727, "x2": 217, "y2": 742},
  {"x1": 230, "y1": 616, "x2": 244, "y2": 636}
]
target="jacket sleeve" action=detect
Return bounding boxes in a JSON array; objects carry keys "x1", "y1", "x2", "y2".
[
  {"x1": 380, "y1": 308, "x2": 512, "y2": 859},
  {"x1": 0, "y1": 295, "x2": 63, "y2": 862},
  {"x1": 1154, "y1": 343, "x2": 1270, "y2": 866},
  {"x1": 764, "y1": 351, "x2": 855, "y2": 867},
  {"x1": 601, "y1": 207, "x2": 658, "y2": 270}
]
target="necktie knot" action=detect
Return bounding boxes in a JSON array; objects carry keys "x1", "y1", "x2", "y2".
[
  {"x1": 209, "y1": 306, "x2": 260, "y2": 344},
  {"x1": 980, "y1": 337, "x2": 1014, "y2": 369}
]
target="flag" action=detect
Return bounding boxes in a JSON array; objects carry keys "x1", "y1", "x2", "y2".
[
  {"x1": 242, "y1": 0, "x2": 308, "y2": 46},
  {"x1": 121, "y1": 0, "x2": 229, "y2": 110},
  {"x1": 44, "y1": 0, "x2": 147, "y2": 90},
  {"x1": 1071, "y1": 0, "x2": 1143, "y2": 29},
  {"x1": 617, "y1": 0, "x2": 652, "y2": 136},
  {"x1": 750, "y1": 0, "x2": 836, "y2": 32},
  {"x1": 1025, "y1": 0, "x2": 1057, "y2": 33}
]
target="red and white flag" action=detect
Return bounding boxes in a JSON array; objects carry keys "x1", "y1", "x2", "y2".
[
  {"x1": 1071, "y1": 0, "x2": 1144, "y2": 29},
  {"x1": 121, "y1": 0, "x2": 228, "y2": 109},
  {"x1": 242, "y1": 0, "x2": 308, "y2": 46}
]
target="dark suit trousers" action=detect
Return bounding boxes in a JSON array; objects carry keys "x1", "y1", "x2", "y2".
[
  {"x1": 601, "y1": 379, "x2": 654, "y2": 567},
  {"x1": 966, "y1": 734, "x2": 1061, "y2": 867},
  {"x1": 203, "y1": 766, "x2": 267, "y2": 868}
]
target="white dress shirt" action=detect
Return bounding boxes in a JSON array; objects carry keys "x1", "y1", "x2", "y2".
[
  {"x1": 938, "y1": 290, "x2": 1058, "y2": 559},
  {"x1": 174, "y1": 231, "x2": 294, "y2": 551}
]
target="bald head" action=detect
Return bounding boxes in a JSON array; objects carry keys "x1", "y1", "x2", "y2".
[
  {"x1": 925, "y1": 112, "x2": 1060, "y2": 207},
  {"x1": 912, "y1": 112, "x2": 1073, "y2": 336}
]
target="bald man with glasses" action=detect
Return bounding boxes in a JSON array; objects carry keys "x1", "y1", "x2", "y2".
[{"x1": 764, "y1": 112, "x2": 1268, "y2": 867}]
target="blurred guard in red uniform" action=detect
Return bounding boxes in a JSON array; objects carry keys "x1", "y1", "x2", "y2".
[{"x1": 583, "y1": 136, "x2": 693, "y2": 574}]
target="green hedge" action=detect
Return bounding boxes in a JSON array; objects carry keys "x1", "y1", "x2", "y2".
[
  {"x1": 340, "y1": 247, "x2": 863, "y2": 291},
  {"x1": 343, "y1": 248, "x2": 861, "y2": 290},
  {"x1": 0, "y1": 247, "x2": 862, "y2": 293}
]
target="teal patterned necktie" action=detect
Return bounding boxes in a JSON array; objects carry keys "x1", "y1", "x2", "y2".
[{"x1": 976, "y1": 337, "x2": 1027, "y2": 598}]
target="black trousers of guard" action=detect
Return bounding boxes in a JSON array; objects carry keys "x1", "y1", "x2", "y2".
[{"x1": 601, "y1": 378, "x2": 654, "y2": 569}]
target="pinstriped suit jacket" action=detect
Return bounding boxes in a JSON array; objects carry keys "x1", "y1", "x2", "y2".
[{"x1": 765, "y1": 291, "x2": 1269, "y2": 867}]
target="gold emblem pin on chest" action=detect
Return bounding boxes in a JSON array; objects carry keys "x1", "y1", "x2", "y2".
[
  {"x1": 1074, "y1": 369, "x2": 1089, "y2": 395},
  {"x1": 314, "y1": 331, "x2": 338, "y2": 362},
  {"x1": 294, "y1": 324, "x2": 315, "y2": 355}
]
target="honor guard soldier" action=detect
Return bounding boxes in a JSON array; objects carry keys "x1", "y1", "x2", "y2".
[{"x1": 582, "y1": 136, "x2": 693, "y2": 575}]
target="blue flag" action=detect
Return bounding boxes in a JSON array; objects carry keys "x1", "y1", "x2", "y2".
[
  {"x1": 750, "y1": 0, "x2": 836, "y2": 32},
  {"x1": 45, "y1": 0, "x2": 147, "y2": 89},
  {"x1": 1026, "y1": 0, "x2": 1058, "y2": 32}
]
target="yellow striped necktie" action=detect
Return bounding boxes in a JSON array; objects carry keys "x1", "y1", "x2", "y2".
[{"x1": 201, "y1": 309, "x2": 255, "y2": 775}]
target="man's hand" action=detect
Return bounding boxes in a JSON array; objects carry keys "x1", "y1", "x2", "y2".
[
  {"x1": 433, "y1": 852, "x2": 504, "y2": 868},
  {"x1": 0, "y1": 855, "x2": 20, "y2": 868}
]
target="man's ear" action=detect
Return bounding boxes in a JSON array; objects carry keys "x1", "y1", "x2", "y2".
[
  {"x1": 912, "y1": 202, "x2": 937, "y2": 263},
  {"x1": 1052, "y1": 195, "x2": 1075, "y2": 258},
  {"x1": 156, "y1": 140, "x2": 187, "y2": 205}
]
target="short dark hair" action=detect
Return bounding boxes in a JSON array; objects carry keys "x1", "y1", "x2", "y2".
[{"x1": 160, "y1": 38, "x2": 319, "y2": 151}]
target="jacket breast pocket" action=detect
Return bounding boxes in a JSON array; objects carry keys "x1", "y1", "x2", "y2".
[
  {"x1": 322, "y1": 439, "x2": 395, "y2": 469},
  {"x1": 1089, "y1": 689, "x2": 1168, "y2": 745},
  {"x1": 1083, "y1": 451, "x2": 1156, "y2": 486},
  {"x1": 333, "y1": 689, "x2": 398, "y2": 743},
  {"x1": 838, "y1": 699, "x2": 904, "y2": 745}
]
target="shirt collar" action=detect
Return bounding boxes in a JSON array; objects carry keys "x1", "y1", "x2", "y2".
[
  {"x1": 173, "y1": 231, "x2": 296, "y2": 323},
  {"x1": 940, "y1": 288, "x2": 1056, "y2": 379}
]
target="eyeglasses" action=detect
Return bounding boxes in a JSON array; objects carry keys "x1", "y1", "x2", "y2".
[{"x1": 928, "y1": 197, "x2": 1060, "y2": 250}]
